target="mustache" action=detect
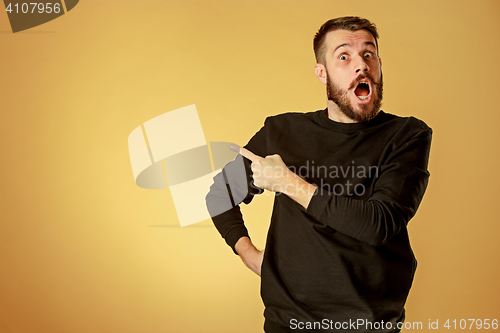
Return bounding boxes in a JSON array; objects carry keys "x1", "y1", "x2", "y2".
[{"x1": 348, "y1": 73, "x2": 380, "y2": 90}]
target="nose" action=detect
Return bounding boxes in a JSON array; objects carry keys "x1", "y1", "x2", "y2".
[{"x1": 354, "y1": 56, "x2": 369, "y2": 74}]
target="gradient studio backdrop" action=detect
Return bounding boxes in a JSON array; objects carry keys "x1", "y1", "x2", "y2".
[{"x1": 1, "y1": 1, "x2": 499, "y2": 332}]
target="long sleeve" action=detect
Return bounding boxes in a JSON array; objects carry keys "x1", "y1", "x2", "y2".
[
  {"x1": 206, "y1": 119, "x2": 268, "y2": 253},
  {"x1": 206, "y1": 156, "x2": 259, "y2": 253},
  {"x1": 306, "y1": 126, "x2": 432, "y2": 246}
]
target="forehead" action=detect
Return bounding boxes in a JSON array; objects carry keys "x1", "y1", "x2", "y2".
[{"x1": 324, "y1": 29, "x2": 377, "y2": 54}]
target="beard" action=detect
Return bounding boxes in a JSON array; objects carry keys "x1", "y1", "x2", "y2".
[{"x1": 326, "y1": 70, "x2": 383, "y2": 123}]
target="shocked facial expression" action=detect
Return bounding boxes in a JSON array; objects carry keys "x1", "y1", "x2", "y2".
[{"x1": 318, "y1": 29, "x2": 383, "y2": 122}]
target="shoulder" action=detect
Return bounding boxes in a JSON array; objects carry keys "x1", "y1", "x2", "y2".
[
  {"x1": 378, "y1": 113, "x2": 433, "y2": 154},
  {"x1": 381, "y1": 112, "x2": 432, "y2": 135}
]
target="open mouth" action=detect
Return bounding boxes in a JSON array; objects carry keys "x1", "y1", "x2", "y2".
[{"x1": 354, "y1": 82, "x2": 371, "y2": 100}]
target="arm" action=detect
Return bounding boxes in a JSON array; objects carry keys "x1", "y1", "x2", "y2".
[
  {"x1": 307, "y1": 128, "x2": 432, "y2": 246},
  {"x1": 234, "y1": 237, "x2": 264, "y2": 276},
  {"x1": 206, "y1": 155, "x2": 256, "y2": 254},
  {"x1": 206, "y1": 154, "x2": 265, "y2": 274},
  {"x1": 239, "y1": 127, "x2": 432, "y2": 246},
  {"x1": 206, "y1": 120, "x2": 268, "y2": 268}
]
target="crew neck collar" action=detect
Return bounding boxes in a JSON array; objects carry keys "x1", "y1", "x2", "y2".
[{"x1": 317, "y1": 108, "x2": 388, "y2": 132}]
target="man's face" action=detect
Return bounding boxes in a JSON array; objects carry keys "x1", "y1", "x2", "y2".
[{"x1": 320, "y1": 29, "x2": 383, "y2": 122}]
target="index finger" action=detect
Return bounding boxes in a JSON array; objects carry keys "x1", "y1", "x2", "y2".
[{"x1": 229, "y1": 144, "x2": 263, "y2": 162}]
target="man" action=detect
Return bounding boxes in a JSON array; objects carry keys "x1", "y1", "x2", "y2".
[{"x1": 206, "y1": 16, "x2": 432, "y2": 333}]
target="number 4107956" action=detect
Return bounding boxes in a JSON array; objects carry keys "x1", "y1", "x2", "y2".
[
  {"x1": 444, "y1": 319, "x2": 498, "y2": 329},
  {"x1": 5, "y1": 3, "x2": 62, "y2": 14}
]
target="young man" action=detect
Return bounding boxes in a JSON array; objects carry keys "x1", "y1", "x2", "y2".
[{"x1": 206, "y1": 16, "x2": 432, "y2": 333}]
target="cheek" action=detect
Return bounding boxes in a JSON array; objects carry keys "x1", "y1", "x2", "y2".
[
  {"x1": 372, "y1": 61, "x2": 382, "y2": 77},
  {"x1": 332, "y1": 76, "x2": 351, "y2": 91},
  {"x1": 328, "y1": 68, "x2": 349, "y2": 86}
]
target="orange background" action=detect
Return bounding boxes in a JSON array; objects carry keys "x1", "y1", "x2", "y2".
[{"x1": 0, "y1": 1, "x2": 499, "y2": 332}]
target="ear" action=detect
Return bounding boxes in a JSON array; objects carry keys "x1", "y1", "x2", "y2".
[
  {"x1": 378, "y1": 56, "x2": 382, "y2": 67},
  {"x1": 314, "y1": 63, "x2": 327, "y2": 85}
]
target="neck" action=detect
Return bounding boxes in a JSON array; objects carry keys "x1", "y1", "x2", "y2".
[{"x1": 326, "y1": 100, "x2": 357, "y2": 123}]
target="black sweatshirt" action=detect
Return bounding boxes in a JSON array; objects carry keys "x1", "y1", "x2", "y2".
[{"x1": 207, "y1": 109, "x2": 432, "y2": 333}]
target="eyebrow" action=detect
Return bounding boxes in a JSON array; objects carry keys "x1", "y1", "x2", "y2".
[{"x1": 333, "y1": 41, "x2": 377, "y2": 54}]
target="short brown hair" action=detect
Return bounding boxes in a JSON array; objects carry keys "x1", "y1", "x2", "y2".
[{"x1": 313, "y1": 16, "x2": 379, "y2": 64}]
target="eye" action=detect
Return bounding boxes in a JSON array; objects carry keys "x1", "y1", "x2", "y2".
[
  {"x1": 339, "y1": 54, "x2": 348, "y2": 61},
  {"x1": 364, "y1": 52, "x2": 373, "y2": 58}
]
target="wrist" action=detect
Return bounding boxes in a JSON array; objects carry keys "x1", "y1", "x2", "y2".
[{"x1": 281, "y1": 172, "x2": 317, "y2": 209}]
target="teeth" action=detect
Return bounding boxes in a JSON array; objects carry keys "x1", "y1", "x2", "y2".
[{"x1": 357, "y1": 95, "x2": 369, "y2": 100}]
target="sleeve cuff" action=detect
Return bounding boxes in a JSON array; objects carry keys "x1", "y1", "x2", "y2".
[
  {"x1": 225, "y1": 226, "x2": 250, "y2": 255},
  {"x1": 306, "y1": 187, "x2": 331, "y2": 220}
]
